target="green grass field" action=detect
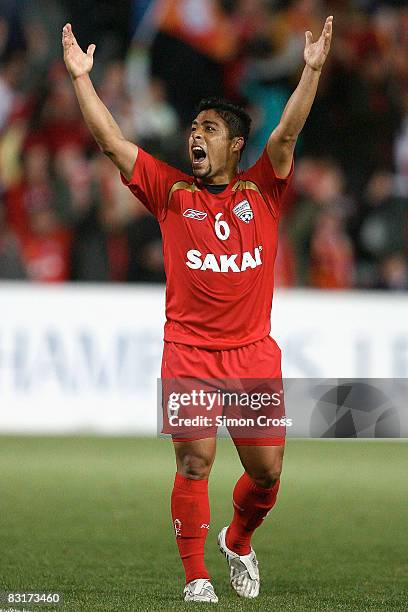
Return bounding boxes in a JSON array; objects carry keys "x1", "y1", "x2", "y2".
[{"x1": 0, "y1": 437, "x2": 407, "y2": 612}]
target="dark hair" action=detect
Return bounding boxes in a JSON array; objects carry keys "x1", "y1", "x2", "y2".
[{"x1": 196, "y1": 97, "x2": 252, "y2": 151}]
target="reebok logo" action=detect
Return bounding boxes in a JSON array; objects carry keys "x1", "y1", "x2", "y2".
[{"x1": 183, "y1": 209, "x2": 207, "y2": 221}]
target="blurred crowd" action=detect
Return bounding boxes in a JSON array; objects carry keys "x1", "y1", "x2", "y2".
[{"x1": 0, "y1": 0, "x2": 408, "y2": 289}]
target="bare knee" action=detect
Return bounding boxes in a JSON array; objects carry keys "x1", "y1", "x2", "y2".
[
  {"x1": 178, "y1": 453, "x2": 213, "y2": 480},
  {"x1": 237, "y1": 444, "x2": 284, "y2": 489},
  {"x1": 174, "y1": 439, "x2": 216, "y2": 480},
  {"x1": 247, "y1": 460, "x2": 282, "y2": 489}
]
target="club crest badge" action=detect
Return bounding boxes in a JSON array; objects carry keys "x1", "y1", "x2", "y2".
[{"x1": 233, "y1": 200, "x2": 254, "y2": 224}]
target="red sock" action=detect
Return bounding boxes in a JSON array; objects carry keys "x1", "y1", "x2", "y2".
[
  {"x1": 171, "y1": 472, "x2": 210, "y2": 583},
  {"x1": 226, "y1": 471, "x2": 280, "y2": 556}
]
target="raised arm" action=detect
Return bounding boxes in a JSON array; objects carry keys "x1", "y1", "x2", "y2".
[
  {"x1": 267, "y1": 16, "x2": 333, "y2": 178},
  {"x1": 62, "y1": 23, "x2": 137, "y2": 181}
]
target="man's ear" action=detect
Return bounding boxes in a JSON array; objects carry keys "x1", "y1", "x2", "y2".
[{"x1": 232, "y1": 136, "x2": 245, "y2": 154}]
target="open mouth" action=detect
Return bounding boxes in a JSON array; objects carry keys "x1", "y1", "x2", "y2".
[{"x1": 192, "y1": 146, "x2": 207, "y2": 167}]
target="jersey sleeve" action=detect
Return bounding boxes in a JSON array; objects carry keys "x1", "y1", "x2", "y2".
[
  {"x1": 243, "y1": 148, "x2": 294, "y2": 218},
  {"x1": 120, "y1": 148, "x2": 181, "y2": 221}
]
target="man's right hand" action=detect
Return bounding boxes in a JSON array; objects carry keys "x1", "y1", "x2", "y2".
[
  {"x1": 62, "y1": 23, "x2": 95, "y2": 80},
  {"x1": 62, "y1": 22, "x2": 138, "y2": 180}
]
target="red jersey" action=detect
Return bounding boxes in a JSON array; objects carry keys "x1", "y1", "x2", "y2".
[{"x1": 122, "y1": 148, "x2": 293, "y2": 349}]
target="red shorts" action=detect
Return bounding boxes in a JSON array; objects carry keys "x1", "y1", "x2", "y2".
[{"x1": 161, "y1": 336, "x2": 285, "y2": 446}]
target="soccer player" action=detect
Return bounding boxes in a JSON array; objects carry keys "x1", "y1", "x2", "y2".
[{"x1": 63, "y1": 16, "x2": 333, "y2": 603}]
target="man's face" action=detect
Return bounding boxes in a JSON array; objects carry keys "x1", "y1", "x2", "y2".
[{"x1": 189, "y1": 109, "x2": 236, "y2": 181}]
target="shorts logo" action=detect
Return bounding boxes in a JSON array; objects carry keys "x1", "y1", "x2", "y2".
[
  {"x1": 200, "y1": 523, "x2": 210, "y2": 529},
  {"x1": 183, "y1": 209, "x2": 207, "y2": 221},
  {"x1": 233, "y1": 200, "x2": 254, "y2": 224},
  {"x1": 174, "y1": 519, "x2": 182, "y2": 537}
]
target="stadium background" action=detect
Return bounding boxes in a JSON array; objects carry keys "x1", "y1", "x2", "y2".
[{"x1": 0, "y1": 1, "x2": 407, "y2": 611}]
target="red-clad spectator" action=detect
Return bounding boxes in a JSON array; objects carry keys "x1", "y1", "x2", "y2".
[
  {"x1": 21, "y1": 206, "x2": 71, "y2": 283},
  {"x1": 36, "y1": 62, "x2": 92, "y2": 154},
  {"x1": 309, "y1": 210, "x2": 354, "y2": 289},
  {"x1": 5, "y1": 143, "x2": 54, "y2": 240},
  {"x1": 275, "y1": 228, "x2": 296, "y2": 287}
]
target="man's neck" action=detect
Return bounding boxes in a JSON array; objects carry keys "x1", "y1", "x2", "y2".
[
  {"x1": 199, "y1": 165, "x2": 238, "y2": 186},
  {"x1": 203, "y1": 183, "x2": 229, "y2": 194}
]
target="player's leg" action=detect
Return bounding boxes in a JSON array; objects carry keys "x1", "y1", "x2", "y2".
[
  {"x1": 217, "y1": 443, "x2": 284, "y2": 598},
  {"x1": 217, "y1": 336, "x2": 285, "y2": 597},
  {"x1": 225, "y1": 336, "x2": 284, "y2": 554},
  {"x1": 226, "y1": 444, "x2": 284, "y2": 554},
  {"x1": 171, "y1": 437, "x2": 217, "y2": 601}
]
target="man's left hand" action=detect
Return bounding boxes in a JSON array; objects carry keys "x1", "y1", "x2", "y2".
[{"x1": 304, "y1": 16, "x2": 333, "y2": 72}]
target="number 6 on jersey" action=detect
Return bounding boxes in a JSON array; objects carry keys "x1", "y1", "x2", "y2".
[{"x1": 215, "y1": 213, "x2": 230, "y2": 241}]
